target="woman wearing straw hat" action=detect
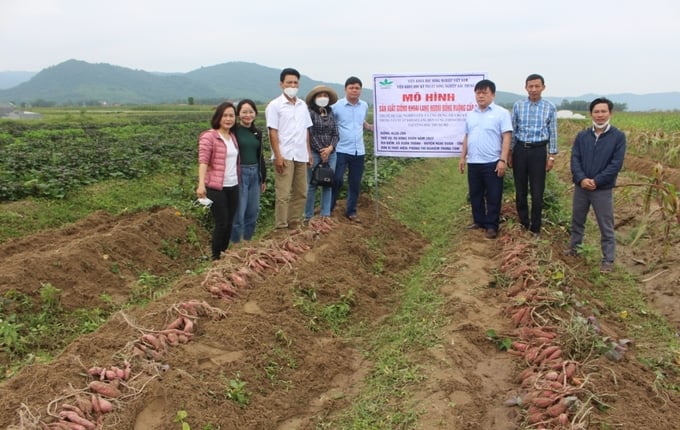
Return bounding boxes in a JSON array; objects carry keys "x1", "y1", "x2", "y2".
[{"x1": 304, "y1": 85, "x2": 339, "y2": 222}]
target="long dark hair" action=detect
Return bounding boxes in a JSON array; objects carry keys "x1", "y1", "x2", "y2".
[
  {"x1": 236, "y1": 99, "x2": 261, "y2": 141},
  {"x1": 210, "y1": 101, "x2": 236, "y2": 130}
]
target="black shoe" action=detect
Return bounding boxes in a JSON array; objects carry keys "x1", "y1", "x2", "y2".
[
  {"x1": 485, "y1": 229, "x2": 498, "y2": 239},
  {"x1": 466, "y1": 223, "x2": 482, "y2": 230}
]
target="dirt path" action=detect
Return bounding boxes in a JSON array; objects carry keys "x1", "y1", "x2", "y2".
[{"x1": 0, "y1": 163, "x2": 679, "y2": 429}]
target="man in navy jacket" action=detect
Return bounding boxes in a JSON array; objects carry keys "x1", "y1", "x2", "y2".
[{"x1": 566, "y1": 97, "x2": 626, "y2": 273}]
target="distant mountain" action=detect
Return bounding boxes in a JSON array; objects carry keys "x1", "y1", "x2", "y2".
[
  {"x1": 0, "y1": 71, "x2": 36, "y2": 89},
  {"x1": 0, "y1": 60, "x2": 370, "y2": 106},
  {"x1": 0, "y1": 60, "x2": 217, "y2": 104},
  {"x1": 0, "y1": 60, "x2": 677, "y2": 111}
]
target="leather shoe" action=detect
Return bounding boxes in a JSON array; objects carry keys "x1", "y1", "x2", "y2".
[
  {"x1": 466, "y1": 223, "x2": 482, "y2": 230},
  {"x1": 347, "y1": 214, "x2": 361, "y2": 223},
  {"x1": 485, "y1": 229, "x2": 498, "y2": 239}
]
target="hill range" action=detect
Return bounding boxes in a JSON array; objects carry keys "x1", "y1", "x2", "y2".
[{"x1": 0, "y1": 60, "x2": 678, "y2": 111}]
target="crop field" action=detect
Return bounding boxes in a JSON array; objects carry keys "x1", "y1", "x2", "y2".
[{"x1": 0, "y1": 107, "x2": 678, "y2": 430}]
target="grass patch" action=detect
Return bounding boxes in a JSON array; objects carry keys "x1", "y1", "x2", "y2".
[{"x1": 318, "y1": 159, "x2": 471, "y2": 428}]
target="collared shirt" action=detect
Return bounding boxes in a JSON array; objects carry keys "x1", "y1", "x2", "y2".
[
  {"x1": 265, "y1": 94, "x2": 313, "y2": 161},
  {"x1": 308, "y1": 108, "x2": 339, "y2": 153},
  {"x1": 464, "y1": 103, "x2": 512, "y2": 164},
  {"x1": 512, "y1": 98, "x2": 558, "y2": 154},
  {"x1": 332, "y1": 97, "x2": 369, "y2": 156}
]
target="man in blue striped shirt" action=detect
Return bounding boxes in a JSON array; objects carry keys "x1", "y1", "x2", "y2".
[{"x1": 510, "y1": 74, "x2": 558, "y2": 238}]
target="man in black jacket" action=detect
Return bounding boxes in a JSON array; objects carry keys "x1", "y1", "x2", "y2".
[{"x1": 566, "y1": 97, "x2": 626, "y2": 273}]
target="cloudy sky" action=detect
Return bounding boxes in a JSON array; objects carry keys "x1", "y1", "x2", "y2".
[{"x1": 1, "y1": 0, "x2": 678, "y2": 96}]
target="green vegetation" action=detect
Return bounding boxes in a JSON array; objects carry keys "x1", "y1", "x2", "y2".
[
  {"x1": 0, "y1": 283, "x2": 111, "y2": 378},
  {"x1": 224, "y1": 373, "x2": 251, "y2": 408},
  {"x1": 1, "y1": 106, "x2": 678, "y2": 426}
]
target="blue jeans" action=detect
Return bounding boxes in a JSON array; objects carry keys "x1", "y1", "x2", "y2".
[
  {"x1": 231, "y1": 164, "x2": 261, "y2": 243},
  {"x1": 570, "y1": 186, "x2": 615, "y2": 263},
  {"x1": 332, "y1": 152, "x2": 365, "y2": 217},
  {"x1": 467, "y1": 162, "x2": 504, "y2": 231},
  {"x1": 305, "y1": 151, "x2": 337, "y2": 218}
]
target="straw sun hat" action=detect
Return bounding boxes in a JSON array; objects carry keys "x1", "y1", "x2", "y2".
[{"x1": 305, "y1": 85, "x2": 338, "y2": 106}]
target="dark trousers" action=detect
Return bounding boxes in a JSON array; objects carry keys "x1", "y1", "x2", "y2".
[
  {"x1": 512, "y1": 145, "x2": 547, "y2": 233},
  {"x1": 207, "y1": 185, "x2": 239, "y2": 260},
  {"x1": 467, "y1": 162, "x2": 504, "y2": 231}
]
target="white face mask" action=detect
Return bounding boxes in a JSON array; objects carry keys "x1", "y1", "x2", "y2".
[
  {"x1": 283, "y1": 87, "x2": 298, "y2": 98},
  {"x1": 315, "y1": 96, "x2": 329, "y2": 107},
  {"x1": 592, "y1": 120, "x2": 610, "y2": 129}
]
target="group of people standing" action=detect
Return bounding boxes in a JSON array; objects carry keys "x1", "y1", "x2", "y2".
[
  {"x1": 196, "y1": 68, "x2": 372, "y2": 261},
  {"x1": 459, "y1": 74, "x2": 626, "y2": 273},
  {"x1": 196, "y1": 69, "x2": 627, "y2": 274}
]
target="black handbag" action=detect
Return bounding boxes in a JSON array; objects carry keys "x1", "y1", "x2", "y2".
[{"x1": 310, "y1": 162, "x2": 334, "y2": 187}]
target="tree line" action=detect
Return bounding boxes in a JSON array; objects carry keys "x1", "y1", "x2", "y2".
[{"x1": 558, "y1": 99, "x2": 627, "y2": 112}]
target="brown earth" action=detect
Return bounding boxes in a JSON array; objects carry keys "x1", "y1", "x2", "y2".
[{"x1": 0, "y1": 158, "x2": 679, "y2": 430}]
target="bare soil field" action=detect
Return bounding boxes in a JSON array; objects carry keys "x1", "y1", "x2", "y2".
[{"x1": 0, "y1": 158, "x2": 678, "y2": 429}]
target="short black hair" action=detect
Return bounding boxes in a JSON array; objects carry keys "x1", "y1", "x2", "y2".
[
  {"x1": 589, "y1": 97, "x2": 614, "y2": 113},
  {"x1": 345, "y1": 76, "x2": 362, "y2": 88},
  {"x1": 525, "y1": 73, "x2": 545, "y2": 85},
  {"x1": 211, "y1": 101, "x2": 236, "y2": 129},
  {"x1": 280, "y1": 67, "x2": 300, "y2": 82},
  {"x1": 474, "y1": 79, "x2": 496, "y2": 94}
]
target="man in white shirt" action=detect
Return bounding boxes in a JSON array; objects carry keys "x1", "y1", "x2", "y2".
[{"x1": 265, "y1": 68, "x2": 313, "y2": 229}]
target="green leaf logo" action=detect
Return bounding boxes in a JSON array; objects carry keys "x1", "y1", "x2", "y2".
[{"x1": 378, "y1": 79, "x2": 393, "y2": 88}]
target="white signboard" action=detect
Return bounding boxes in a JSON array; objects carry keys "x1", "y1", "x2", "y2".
[{"x1": 372, "y1": 73, "x2": 486, "y2": 158}]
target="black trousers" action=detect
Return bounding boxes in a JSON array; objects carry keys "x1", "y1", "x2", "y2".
[
  {"x1": 207, "y1": 185, "x2": 239, "y2": 260},
  {"x1": 512, "y1": 145, "x2": 547, "y2": 233}
]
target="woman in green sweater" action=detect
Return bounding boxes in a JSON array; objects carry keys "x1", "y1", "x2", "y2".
[{"x1": 230, "y1": 99, "x2": 267, "y2": 244}]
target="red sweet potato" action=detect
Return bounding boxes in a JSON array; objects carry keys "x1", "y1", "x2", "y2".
[{"x1": 88, "y1": 381, "x2": 122, "y2": 398}]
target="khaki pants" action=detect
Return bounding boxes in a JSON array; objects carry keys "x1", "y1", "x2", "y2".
[{"x1": 274, "y1": 160, "x2": 308, "y2": 228}]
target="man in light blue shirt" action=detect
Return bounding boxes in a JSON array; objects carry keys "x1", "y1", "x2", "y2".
[
  {"x1": 511, "y1": 73, "x2": 558, "y2": 238},
  {"x1": 331, "y1": 76, "x2": 374, "y2": 223},
  {"x1": 458, "y1": 79, "x2": 512, "y2": 239}
]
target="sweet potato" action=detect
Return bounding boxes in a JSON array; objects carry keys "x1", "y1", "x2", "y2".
[
  {"x1": 181, "y1": 317, "x2": 194, "y2": 333},
  {"x1": 75, "y1": 395, "x2": 93, "y2": 416},
  {"x1": 90, "y1": 394, "x2": 100, "y2": 415},
  {"x1": 92, "y1": 395, "x2": 114, "y2": 414},
  {"x1": 58, "y1": 411, "x2": 96, "y2": 429},
  {"x1": 527, "y1": 411, "x2": 546, "y2": 424},
  {"x1": 516, "y1": 368, "x2": 535, "y2": 383},
  {"x1": 88, "y1": 381, "x2": 122, "y2": 398},
  {"x1": 535, "y1": 345, "x2": 561, "y2": 364},
  {"x1": 532, "y1": 396, "x2": 556, "y2": 408},
  {"x1": 544, "y1": 370, "x2": 559, "y2": 381},
  {"x1": 546, "y1": 399, "x2": 569, "y2": 417},
  {"x1": 166, "y1": 316, "x2": 185, "y2": 330},
  {"x1": 141, "y1": 333, "x2": 163, "y2": 351},
  {"x1": 564, "y1": 362, "x2": 578, "y2": 379},
  {"x1": 86, "y1": 367, "x2": 104, "y2": 378},
  {"x1": 511, "y1": 341, "x2": 529, "y2": 352},
  {"x1": 230, "y1": 272, "x2": 248, "y2": 289},
  {"x1": 60, "y1": 404, "x2": 85, "y2": 418}
]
